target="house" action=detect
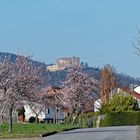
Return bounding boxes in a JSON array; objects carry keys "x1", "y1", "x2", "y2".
[
  {"x1": 24, "y1": 86, "x2": 65, "y2": 123},
  {"x1": 44, "y1": 86, "x2": 65, "y2": 123},
  {"x1": 94, "y1": 99, "x2": 101, "y2": 112},
  {"x1": 110, "y1": 86, "x2": 140, "y2": 108},
  {"x1": 93, "y1": 85, "x2": 140, "y2": 112},
  {"x1": 24, "y1": 103, "x2": 45, "y2": 122},
  {"x1": 134, "y1": 85, "x2": 140, "y2": 94}
]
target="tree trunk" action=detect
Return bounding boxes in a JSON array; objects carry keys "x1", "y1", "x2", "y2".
[
  {"x1": 35, "y1": 115, "x2": 39, "y2": 123},
  {"x1": 71, "y1": 101, "x2": 80, "y2": 125},
  {"x1": 71, "y1": 113, "x2": 79, "y2": 125},
  {"x1": 66, "y1": 113, "x2": 72, "y2": 124},
  {"x1": 35, "y1": 117, "x2": 38, "y2": 123},
  {"x1": 8, "y1": 107, "x2": 13, "y2": 133},
  {"x1": 66, "y1": 108, "x2": 74, "y2": 124}
]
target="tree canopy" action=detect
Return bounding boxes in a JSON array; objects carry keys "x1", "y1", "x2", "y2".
[
  {"x1": 109, "y1": 94, "x2": 139, "y2": 112},
  {"x1": 100, "y1": 64, "x2": 116, "y2": 105}
]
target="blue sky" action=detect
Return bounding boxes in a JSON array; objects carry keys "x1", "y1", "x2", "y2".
[{"x1": 0, "y1": 0, "x2": 140, "y2": 77}]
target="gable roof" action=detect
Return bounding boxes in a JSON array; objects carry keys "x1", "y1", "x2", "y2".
[
  {"x1": 134, "y1": 86, "x2": 140, "y2": 94},
  {"x1": 120, "y1": 87, "x2": 140, "y2": 100}
]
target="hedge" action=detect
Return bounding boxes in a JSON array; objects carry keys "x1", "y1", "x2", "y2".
[
  {"x1": 77, "y1": 112, "x2": 100, "y2": 127},
  {"x1": 100, "y1": 111, "x2": 140, "y2": 127}
]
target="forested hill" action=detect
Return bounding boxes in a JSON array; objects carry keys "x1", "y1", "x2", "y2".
[
  {"x1": 0, "y1": 52, "x2": 139, "y2": 87},
  {"x1": 47, "y1": 67, "x2": 140, "y2": 87},
  {"x1": 0, "y1": 52, "x2": 46, "y2": 67}
]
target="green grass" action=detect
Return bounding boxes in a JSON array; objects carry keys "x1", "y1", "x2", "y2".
[{"x1": 0, "y1": 123, "x2": 81, "y2": 138}]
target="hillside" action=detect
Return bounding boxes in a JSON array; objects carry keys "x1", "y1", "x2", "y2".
[
  {"x1": 0, "y1": 52, "x2": 46, "y2": 67},
  {"x1": 0, "y1": 52, "x2": 139, "y2": 87},
  {"x1": 47, "y1": 67, "x2": 140, "y2": 87}
]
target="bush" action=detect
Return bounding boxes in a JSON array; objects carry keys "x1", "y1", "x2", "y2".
[
  {"x1": 17, "y1": 106, "x2": 25, "y2": 116},
  {"x1": 99, "y1": 104, "x2": 110, "y2": 114},
  {"x1": 109, "y1": 94, "x2": 138, "y2": 112},
  {"x1": 77, "y1": 112, "x2": 99, "y2": 127},
  {"x1": 29, "y1": 116, "x2": 36, "y2": 123},
  {"x1": 100, "y1": 112, "x2": 140, "y2": 127},
  {"x1": 99, "y1": 94, "x2": 139, "y2": 114}
]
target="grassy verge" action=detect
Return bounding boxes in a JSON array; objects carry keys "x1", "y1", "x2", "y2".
[{"x1": 0, "y1": 123, "x2": 82, "y2": 139}]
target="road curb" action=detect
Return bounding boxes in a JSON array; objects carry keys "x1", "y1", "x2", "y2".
[
  {"x1": 41, "y1": 131, "x2": 58, "y2": 137},
  {"x1": 62, "y1": 127, "x2": 81, "y2": 132},
  {"x1": 41, "y1": 127, "x2": 81, "y2": 137}
]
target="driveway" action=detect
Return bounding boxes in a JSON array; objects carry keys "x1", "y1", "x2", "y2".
[{"x1": 43, "y1": 126, "x2": 140, "y2": 140}]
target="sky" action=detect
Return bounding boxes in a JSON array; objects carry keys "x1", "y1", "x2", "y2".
[{"x1": 0, "y1": 0, "x2": 140, "y2": 78}]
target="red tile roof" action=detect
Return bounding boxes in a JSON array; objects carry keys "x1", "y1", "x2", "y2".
[{"x1": 121, "y1": 87, "x2": 140, "y2": 100}]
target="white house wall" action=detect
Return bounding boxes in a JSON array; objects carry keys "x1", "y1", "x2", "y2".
[
  {"x1": 24, "y1": 104, "x2": 45, "y2": 121},
  {"x1": 134, "y1": 86, "x2": 140, "y2": 94},
  {"x1": 94, "y1": 99, "x2": 101, "y2": 112},
  {"x1": 24, "y1": 104, "x2": 64, "y2": 122}
]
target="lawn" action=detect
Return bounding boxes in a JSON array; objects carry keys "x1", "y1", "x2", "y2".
[{"x1": 0, "y1": 123, "x2": 81, "y2": 138}]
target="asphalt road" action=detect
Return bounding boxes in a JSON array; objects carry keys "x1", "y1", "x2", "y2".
[{"x1": 43, "y1": 126, "x2": 140, "y2": 140}]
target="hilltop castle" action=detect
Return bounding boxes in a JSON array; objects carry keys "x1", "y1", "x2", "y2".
[{"x1": 47, "y1": 57, "x2": 80, "y2": 71}]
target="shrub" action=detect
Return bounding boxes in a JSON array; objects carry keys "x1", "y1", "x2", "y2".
[
  {"x1": 109, "y1": 94, "x2": 139, "y2": 112},
  {"x1": 17, "y1": 106, "x2": 25, "y2": 117},
  {"x1": 77, "y1": 112, "x2": 99, "y2": 127},
  {"x1": 99, "y1": 94, "x2": 139, "y2": 114},
  {"x1": 29, "y1": 116, "x2": 36, "y2": 123},
  {"x1": 100, "y1": 112, "x2": 140, "y2": 127}
]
